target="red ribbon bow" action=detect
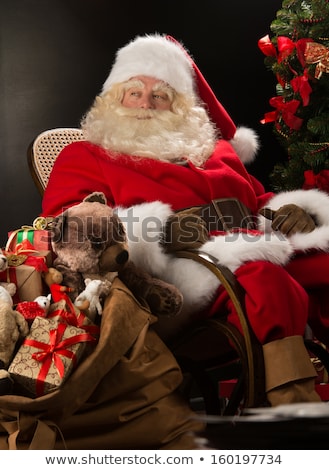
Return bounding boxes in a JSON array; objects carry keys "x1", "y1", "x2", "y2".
[
  {"x1": 290, "y1": 70, "x2": 312, "y2": 107},
  {"x1": 4, "y1": 238, "x2": 48, "y2": 272},
  {"x1": 258, "y1": 34, "x2": 277, "y2": 57},
  {"x1": 303, "y1": 169, "x2": 329, "y2": 192},
  {"x1": 24, "y1": 322, "x2": 95, "y2": 396},
  {"x1": 261, "y1": 96, "x2": 303, "y2": 130},
  {"x1": 259, "y1": 35, "x2": 312, "y2": 66},
  {"x1": 47, "y1": 307, "x2": 100, "y2": 336}
]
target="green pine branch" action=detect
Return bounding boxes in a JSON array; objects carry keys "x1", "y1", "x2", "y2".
[{"x1": 260, "y1": 0, "x2": 329, "y2": 192}]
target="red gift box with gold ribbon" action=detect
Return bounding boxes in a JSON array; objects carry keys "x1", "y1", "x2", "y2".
[
  {"x1": 7, "y1": 217, "x2": 54, "y2": 252},
  {"x1": 8, "y1": 316, "x2": 96, "y2": 397}
]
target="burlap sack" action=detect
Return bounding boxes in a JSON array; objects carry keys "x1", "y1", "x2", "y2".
[{"x1": 0, "y1": 279, "x2": 204, "y2": 449}]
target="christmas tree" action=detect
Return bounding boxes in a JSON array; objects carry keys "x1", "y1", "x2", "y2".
[{"x1": 259, "y1": 0, "x2": 329, "y2": 192}]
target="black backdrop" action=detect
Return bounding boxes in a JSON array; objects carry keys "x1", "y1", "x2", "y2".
[{"x1": 0, "y1": 0, "x2": 284, "y2": 245}]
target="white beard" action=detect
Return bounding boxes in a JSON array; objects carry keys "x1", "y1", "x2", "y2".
[{"x1": 82, "y1": 101, "x2": 217, "y2": 167}]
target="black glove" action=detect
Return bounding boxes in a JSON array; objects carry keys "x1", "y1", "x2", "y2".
[
  {"x1": 259, "y1": 204, "x2": 316, "y2": 236},
  {"x1": 160, "y1": 207, "x2": 209, "y2": 254}
]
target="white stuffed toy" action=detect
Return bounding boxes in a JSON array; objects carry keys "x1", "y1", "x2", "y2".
[
  {"x1": 34, "y1": 294, "x2": 51, "y2": 313},
  {"x1": 74, "y1": 278, "x2": 111, "y2": 320}
]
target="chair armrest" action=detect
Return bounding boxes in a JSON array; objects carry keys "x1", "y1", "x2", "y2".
[{"x1": 174, "y1": 249, "x2": 265, "y2": 408}]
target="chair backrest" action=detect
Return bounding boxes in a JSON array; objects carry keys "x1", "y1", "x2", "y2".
[{"x1": 27, "y1": 128, "x2": 84, "y2": 195}]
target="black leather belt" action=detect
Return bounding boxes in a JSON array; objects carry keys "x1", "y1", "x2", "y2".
[{"x1": 179, "y1": 198, "x2": 257, "y2": 232}]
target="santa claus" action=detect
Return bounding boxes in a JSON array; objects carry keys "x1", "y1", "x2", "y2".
[{"x1": 42, "y1": 34, "x2": 329, "y2": 406}]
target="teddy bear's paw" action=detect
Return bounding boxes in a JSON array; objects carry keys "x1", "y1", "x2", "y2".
[{"x1": 144, "y1": 280, "x2": 183, "y2": 317}]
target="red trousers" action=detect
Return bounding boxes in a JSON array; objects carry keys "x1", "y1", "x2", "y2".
[{"x1": 209, "y1": 251, "x2": 329, "y2": 346}]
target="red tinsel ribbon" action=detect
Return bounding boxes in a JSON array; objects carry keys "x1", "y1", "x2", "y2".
[
  {"x1": 303, "y1": 169, "x2": 329, "y2": 192},
  {"x1": 261, "y1": 96, "x2": 303, "y2": 130},
  {"x1": 305, "y1": 41, "x2": 329, "y2": 79},
  {"x1": 4, "y1": 238, "x2": 48, "y2": 272},
  {"x1": 15, "y1": 301, "x2": 47, "y2": 322},
  {"x1": 24, "y1": 322, "x2": 96, "y2": 396}
]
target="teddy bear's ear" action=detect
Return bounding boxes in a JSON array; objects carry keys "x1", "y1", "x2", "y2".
[{"x1": 83, "y1": 192, "x2": 107, "y2": 205}]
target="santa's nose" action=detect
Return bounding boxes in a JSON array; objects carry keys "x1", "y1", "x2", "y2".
[{"x1": 139, "y1": 96, "x2": 154, "y2": 109}]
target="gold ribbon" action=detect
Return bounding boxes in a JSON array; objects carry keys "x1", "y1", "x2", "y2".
[
  {"x1": 32, "y1": 216, "x2": 54, "y2": 230},
  {"x1": 19, "y1": 216, "x2": 54, "y2": 231},
  {"x1": 305, "y1": 41, "x2": 329, "y2": 79},
  {"x1": 5, "y1": 239, "x2": 45, "y2": 267}
]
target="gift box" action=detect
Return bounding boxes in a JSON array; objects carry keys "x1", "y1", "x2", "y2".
[
  {"x1": 7, "y1": 219, "x2": 53, "y2": 252},
  {"x1": 0, "y1": 239, "x2": 53, "y2": 303},
  {"x1": 8, "y1": 316, "x2": 96, "y2": 396},
  {"x1": 0, "y1": 265, "x2": 44, "y2": 303}
]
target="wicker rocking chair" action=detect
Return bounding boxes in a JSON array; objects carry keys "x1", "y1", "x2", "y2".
[{"x1": 27, "y1": 127, "x2": 270, "y2": 415}]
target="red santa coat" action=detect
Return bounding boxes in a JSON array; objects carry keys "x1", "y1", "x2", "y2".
[
  {"x1": 42, "y1": 140, "x2": 271, "y2": 215},
  {"x1": 42, "y1": 140, "x2": 329, "y2": 346}
]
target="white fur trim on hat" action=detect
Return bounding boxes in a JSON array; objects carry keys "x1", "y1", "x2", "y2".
[
  {"x1": 102, "y1": 34, "x2": 195, "y2": 96},
  {"x1": 230, "y1": 127, "x2": 260, "y2": 164}
]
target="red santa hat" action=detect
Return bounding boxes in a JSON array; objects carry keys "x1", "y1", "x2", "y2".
[{"x1": 102, "y1": 34, "x2": 258, "y2": 162}]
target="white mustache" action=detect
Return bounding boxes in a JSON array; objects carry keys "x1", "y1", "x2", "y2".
[{"x1": 115, "y1": 107, "x2": 154, "y2": 119}]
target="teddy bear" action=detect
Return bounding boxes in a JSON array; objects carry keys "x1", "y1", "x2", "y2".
[
  {"x1": 42, "y1": 267, "x2": 76, "y2": 304},
  {"x1": 40, "y1": 267, "x2": 82, "y2": 323},
  {"x1": 50, "y1": 192, "x2": 183, "y2": 317},
  {"x1": 0, "y1": 285, "x2": 29, "y2": 394},
  {"x1": 0, "y1": 283, "x2": 15, "y2": 307},
  {"x1": 0, "y1": 249, "x2": 8, "y2": 274}
]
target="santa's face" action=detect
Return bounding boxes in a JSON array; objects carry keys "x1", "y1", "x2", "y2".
[
  {"x1": 121, "y1": 76, "x2": 173, "y2": 112},
  {"x1": 81, "y1": 77, "x2": 217, "y2": 166}
]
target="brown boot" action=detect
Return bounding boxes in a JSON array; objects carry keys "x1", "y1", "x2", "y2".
[{"x1": 263, "y1": 335, "x2": 321, "y2": 406}]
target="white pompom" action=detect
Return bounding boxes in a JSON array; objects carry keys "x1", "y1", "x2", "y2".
[{"x1": 230, "y1": 126, "x2": 260, "y2": 164}]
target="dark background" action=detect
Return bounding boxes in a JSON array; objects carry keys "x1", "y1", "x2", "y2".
[{"x1": 0, "y1": 0, "x2": 285, "y2": 246}]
